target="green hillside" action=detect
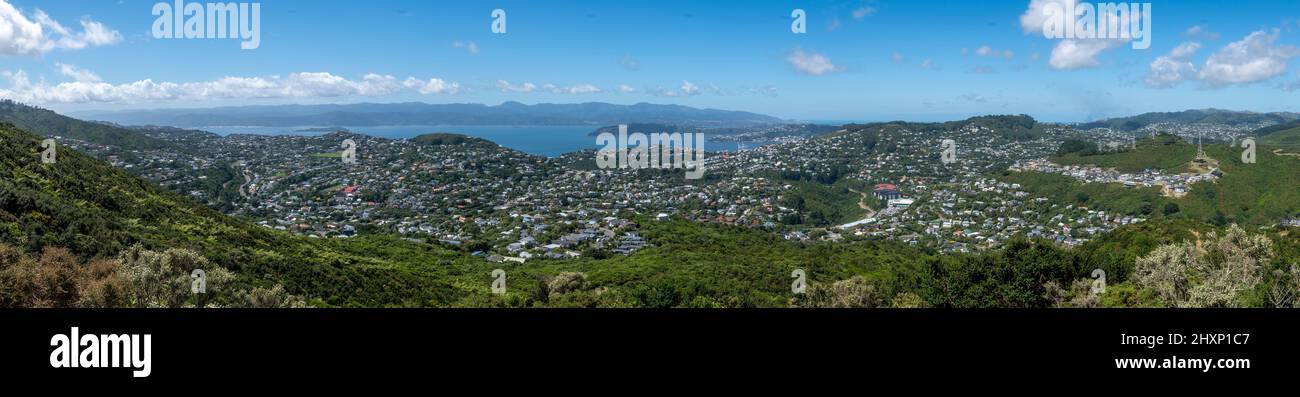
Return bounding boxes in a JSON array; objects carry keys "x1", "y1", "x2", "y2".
[
  {"x1": 0, "y1": 122, "x2": 461, "y2": 306},
  {"x1": 3, "y1": 120, "x2": 1298, "y2": 308},
  {"x1": 1007, "y1": 135, "x2": 1300, "y2": 226},
  {"x1": 1260, "y1": 126, "x2": 1300, "y2": 149},
  {"x1": 0, "y1": 100, "x2": 169, "y2": 151}
]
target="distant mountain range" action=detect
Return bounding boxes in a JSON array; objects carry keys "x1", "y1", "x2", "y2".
[
  {"x1": 1077, "y1": 109, "x2": 1300, "y2": 131},
  {"x1": 74, "y1": 102, "x2": 786, "y2": 128}
]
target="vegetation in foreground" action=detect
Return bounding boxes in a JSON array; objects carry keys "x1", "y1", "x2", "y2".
[{"x1": 3, "y1": 122, "x2": 1299, "y2": 308}]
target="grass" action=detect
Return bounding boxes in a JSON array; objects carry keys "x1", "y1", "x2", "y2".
[{"x1": 1006, "y1": 136, "x2": 1300, "y2": 226}]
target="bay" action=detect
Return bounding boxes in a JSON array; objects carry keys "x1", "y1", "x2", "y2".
[{"x1": 197, "y1": 124, "x2": 749, "y2": 157}]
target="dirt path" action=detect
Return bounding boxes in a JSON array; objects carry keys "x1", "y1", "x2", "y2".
[{"x1": 848, "y1": 189, "x2": 877, "y2": 217}]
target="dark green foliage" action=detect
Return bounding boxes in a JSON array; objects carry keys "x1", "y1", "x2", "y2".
[
  {"x1": 1057, "y1": 139, "x2": 1100, "y2": 157},
  {"x1": 0, "y1": 100, "x2": 169, "y2": 151}
]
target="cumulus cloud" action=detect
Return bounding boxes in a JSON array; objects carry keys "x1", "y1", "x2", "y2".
[
  {"x1": 786, "y1": 49, "x2": 843, "y2": 75},
  {"x1": 0, "y1": 0, "x2": 121, "y2": 55},
  {"x1": 543, "y1": 83, "x2": 601, "y2": 94},
  {"x1": 647, "y1": 80, "x2": 719, "y2": 97},
  {"x1": 1141, "y1": 30, "x2": 1298, "y2": 89},
  {"x1": 495, "y1": 80, "x2": 601, "y2": 94},
  {"x1": 1144, "y1": 42, "x2": 1201, "y2": 88},
  {"x1": 495, "y1": 80, "x2": 537, "y2": 93},
  {"x1": 403, "y1": 77, "x2": 461, "y2": 94},
  {"x1": 679, "y1": 80, "x2": 699, "y2": 96},
  {"x1": 0, "y1": 70, "x2": 461, "y2": 104},
  {"x1": 452, "y1": 40, "x2": 479, "y2": 54},
  {"x1": 617, "y1": 84, "x2": 636, "y2": 93},
  {"x1": 1197, "y1": 29, "x2": 1298, "y2": 87},
  {"x1": 1049, "y1": 39, "x2": 1122, "y2": 69},
  {"x1": 1020, "y1": 0, "x2": 1127, "y2": 70},
  {"x1": 55, "y1": 63, "x2": 100, "y2": 82},
  {"x1": 1020, "y1": 0, "x2": 1076, "y2": 34}
]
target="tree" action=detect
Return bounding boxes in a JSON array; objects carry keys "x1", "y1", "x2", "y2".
[
  {"x1": 1132, "y1": 225, "x2": 1272, "y2": 308},
  {"x1": 1163, "y1": 202, "x2": 1181, "y2": 216},
  {"x1": 117, "y1": 244, "x2": 235, "y2": 308},
  {"x1": 0, "y1": 244, "x2": 127, "y2": 308},
  {"x1": 794, "y1": 276, "x2": 883, "y2": 308}
]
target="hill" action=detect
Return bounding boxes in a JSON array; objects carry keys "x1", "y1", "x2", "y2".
[
  {"x1": 840, "y1": 114, "x2": 1044, "y2": 142},
  {"x1": 1077, "y1": 109, "x2": 1300, "y2": 131},
  {"x1": 1257, "y1": 122, "x2": 1300, "y2": 149},
  {"x1": 0, "y1": 100, "x2": 169, "y2": 151},
  {"x1": 410, "y1": 133, "x2": 499, "y2": 148},
  {"x1": 1005, "y1": 135, "x2": 1300, "y2": 226},
  {"x1": 75, "y1": 101, "x2": 785, "y2": 128},
  {"x1": 0, "y1": 122, "x2": 463, "y2": 306}
]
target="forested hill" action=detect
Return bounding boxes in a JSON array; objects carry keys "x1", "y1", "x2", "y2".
[
  {"x1": 0, "y1": 122, "x2": 460, "y2": 306},
  {"x1": 1078, "y1": 109, "x2": 1300, "y2": 131},
  {"x1": 0, "y1": 100, "x2": 169, "y2": 151},
  {"x1": 840, "y1": 114, "x2": 1044, "y2": 141}
]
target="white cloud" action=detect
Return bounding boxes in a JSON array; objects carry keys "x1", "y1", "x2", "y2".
[
  {"x1": 1049, "y1": 39, "x2": 1122, "y2": 69},
  {"x1": 403, "y1": 77, "x2": 461, "y2": 94},
  {"x1": 679, "y1": 80, "x2": 699, "y2": 96},
  {"x1": 1021, "y1": 0, "x2": 1127, "y2": 69},
  {"x1": 786, "y1": 49, "x2": 843, "y2": 75},
  {"x1": 1168, "y1": 41, "x2": 1202, "y2": 59},
  {"x1": 1198, "y1": 29, "x2": 1299, "y2": 87},
  {"x1": 1144, "y1": 42, "x2": 1201, "y2": 88},
  {"x1": 617, "y1": 84, "x2": 636, "y2": 93},
  {"x1": 1020, "y1": 0, "x2": 1076, "y2": 34},
  {"x1": 55, "y1": 63, "x2": 100, "y2": 82},
  {"x1": 1145, "y1": 58, "x2": 1196, "y2": 88},
  {"x1": 543, "y1": 83, "x2": 602, "y2": 94},
  {"x1": 495, "y1": 80, "x2": 601, "y2": 94},
  {"x1": 0, "y1": 0, "x2": 121, "y2": 55},
  {"x1": 1185, "y1": 25, "x2": 1221, "y2": 41},
  {"x1": 0, "y1": 70, "x2": 461, "y2": 104},
  {"x1": 851, "y1": 7, "x2": 876, "y2": 21},
  {"x1": 920, "y1": 59, "x2": 936, "y2": 70},
  {"x1": 495, "y1": 80, "x2": 537, "y2": 93},
  {"x1": 452, "y1": 40, "x2": 479, "y2": 54}
]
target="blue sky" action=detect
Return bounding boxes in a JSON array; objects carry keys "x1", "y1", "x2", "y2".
[{"x1": 2, "y1": 0, "x2": 1299, "y2": 122}]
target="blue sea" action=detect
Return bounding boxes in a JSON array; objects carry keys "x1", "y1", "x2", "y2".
[{"x1": 198, "y1": 124, "x2": 749, "y2": 157}]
